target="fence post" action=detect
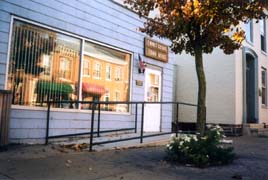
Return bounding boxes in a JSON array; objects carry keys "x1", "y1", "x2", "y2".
[
  {"x1": 140, "y1": 102, "x2": 144, "y2": 143},
  {"x1": 45, "y1": 100, "x2": 51, "y2": 145},
  {"x1": 97, "y1": 103, "x2": 101, "y2": 137},
  {"x1": 0, "y1": 90, "x2": 12, "y2": 150},
  {"x1": 135, "y1": 103, "x2": 138, "y2": 133},
  {"x1": 176, "y1": 103, "x2": 179, "y2": 137},
  {"x1": 89, "y1": 102, "x2": 96, "y2": 151}
]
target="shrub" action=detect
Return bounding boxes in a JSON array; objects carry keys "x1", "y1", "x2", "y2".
[{"x1": 166, "y1": 125, "x2": 235, "y2": 167}]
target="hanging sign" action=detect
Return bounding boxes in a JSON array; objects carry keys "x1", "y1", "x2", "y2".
[{"x1": 144, "y1": 38, "x2": 168, "y2": 63}]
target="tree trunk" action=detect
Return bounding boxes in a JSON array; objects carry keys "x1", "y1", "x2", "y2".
[{"x1": 194, "y1": 48, "x2": 206, "y2": 137}]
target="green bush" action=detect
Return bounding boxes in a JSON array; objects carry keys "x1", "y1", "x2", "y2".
[{"x1": 166, "y1": 125, "x2": 235, "y2": 167}]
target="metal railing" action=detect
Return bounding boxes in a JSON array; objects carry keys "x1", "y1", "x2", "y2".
[{"x1": 45, "y1": 100, "x2": 198, "y2": 151}]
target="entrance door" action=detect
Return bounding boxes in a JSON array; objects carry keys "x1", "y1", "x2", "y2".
[
  {"x1": 245, "y1": 55, "x2": 257, "y2": 123},
  {"x1": 144, "y1": 68, "x2": 161, "y2": 132}
]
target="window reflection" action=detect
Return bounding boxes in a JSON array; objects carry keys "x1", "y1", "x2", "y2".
[
  {"x1": 8, "y1": 20, "x2": 131, "y2": 112},
  {"x1": 82, "y1": 42, "x2": 130, "y2": 112},
  {"x1": 8, "y1": 20, "x2": 80, "y2": 108}
]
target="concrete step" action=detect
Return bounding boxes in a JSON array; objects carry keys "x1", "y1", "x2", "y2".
[
  {"x1": 257, "y1": 128, "x2": 268, "y2": 137},
  {"x1": 243, "y1": 124, "x2": 266, "y2": 136},
  {"x1": 244, "y1": 123, "x2": 265, "y2": 129}
]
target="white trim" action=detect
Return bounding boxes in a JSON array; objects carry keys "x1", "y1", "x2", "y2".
[
  {"x1": 261, "y1": 50, "x2": 267, "y2": 56},
  {"x1": 245, "y1": 40, "x2": 254, "y2": 47},
  {"x1": 78, "y1": 39, "x2": 85, "y2": 110},
  {"x1": 11, "y1": 104, "x2": 131, "y2": 115},
  {"x1": 4, "y1": 16, "x2": 14, "y2": 90}
]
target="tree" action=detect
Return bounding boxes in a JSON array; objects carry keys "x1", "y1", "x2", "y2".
[{"x1": 125, "y1": 0, "x2": 268, "y2": 136}]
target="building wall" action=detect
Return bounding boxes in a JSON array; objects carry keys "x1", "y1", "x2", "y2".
[
  {"x1": 236, "y1": 20, "x2": 268, "y2": 125},
  {"x1": 0, "y1": 0, "x2": 176, "y2": 143},
  {"x1": 176, "y1": 19, "x2": 268, "y2": 126},
  {"x1": 176, "y1": 48, "x2": 236, "y2": 125},
  {"x1": 234, "y1": 49, "x2": 244, "y2": 125}
]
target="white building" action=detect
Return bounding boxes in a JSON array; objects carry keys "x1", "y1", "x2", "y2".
[{"x1": 176, "y1": 19, "x2": 268, "y2": 135}]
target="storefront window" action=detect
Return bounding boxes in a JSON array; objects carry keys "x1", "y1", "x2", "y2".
[
  {"x1": 82, "y1": 41, "x2": 131, "y2": 112},
  {"x1": 8, "y1": 20, "x2": 80, "y2": 108},
  {"x1": 8, "y1": 19, "x2": 131, "y2": 112}
]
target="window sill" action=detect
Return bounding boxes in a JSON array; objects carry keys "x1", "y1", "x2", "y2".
[
  {"x1": 11, "y1": 105, "x2": 131, "y2": 115},
  {"x1": 58, "y1": 77, "x2": 72, "y2": 82},
  {"x1": 83, "y1": 75, "x2": 91, "y2": 77},
  {"x1": 245, "y1": 40, "x2": 254, "y2": 47},
  {"x1": 93, "y1": 77, "x2": 101, "y2": 80},
  {"x1": 261, "y1": 50, "x2": 267, "y2": 56},
  {"x1": 261, "y1": 104, "x2": 268, "y2": 109}
]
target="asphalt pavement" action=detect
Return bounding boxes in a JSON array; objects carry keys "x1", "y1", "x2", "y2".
[{"x1": 0, "y1": 136, "x2": 268, "y2": 180}]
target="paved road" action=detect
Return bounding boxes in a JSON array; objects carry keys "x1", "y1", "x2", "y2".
[{"x1": 0, "y1": 136, "x2": 268, "y2": 180}]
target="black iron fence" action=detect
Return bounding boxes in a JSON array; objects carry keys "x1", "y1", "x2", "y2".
[{"x1": 45, "y1": 100, "x2": 198, "y2": 151}]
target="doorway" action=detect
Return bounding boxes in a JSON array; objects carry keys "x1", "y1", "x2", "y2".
[
  {"x1": 243, "y1": 49, "x2": 258, "y2": 124},
  {"x1": 144, "y1": 68, "x2": 162, "y2": 132}
]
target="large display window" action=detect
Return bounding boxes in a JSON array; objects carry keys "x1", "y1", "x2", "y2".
[{"x1": 8, "y1": 19, "x2": 131, "y2": 112}]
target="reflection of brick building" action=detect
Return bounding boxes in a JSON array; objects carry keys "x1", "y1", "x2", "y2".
[
  {"x1": 37, "y1": 45, "x2": 80, "y2": 105},
  {"x1": 15, "y1": 46, "x2": 80, "y2": 106},
  {"x1": 82, "y1": 52, "x2": 130, "y2": 111},
  {"x1": 10, "y1": 23, "x2": 81, "y2": 106},
  {"x1": 10, "y1": 20, "x2": 130, "y2": 110}
]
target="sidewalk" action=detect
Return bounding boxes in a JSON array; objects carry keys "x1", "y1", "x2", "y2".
[{"x1": 0, "y1": 136, "x2": 268, "y2": 180}]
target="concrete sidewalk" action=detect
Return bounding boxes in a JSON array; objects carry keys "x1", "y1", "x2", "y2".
[{"x1": 0, "y1": 136, "x2": 268, "y2": 180}]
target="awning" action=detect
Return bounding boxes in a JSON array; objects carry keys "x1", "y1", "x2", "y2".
[
  {"x1": 82, "y1": 82, "x2": 106, "y2": 96},
  {"x1": 36, "y1": 81, "x2": 73, "y2": 95}
]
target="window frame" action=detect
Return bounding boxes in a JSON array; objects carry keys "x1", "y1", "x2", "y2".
[
  {"x1": 7, "y1": 16, "x2": 133, "y2": 114},
  {"x1": 42, "y1": 54, "x2": 52, "y2": 77},
  {"x1": 83, "y1": 59, "x2": 90, "y2": 77},
  {"x1": 260, "y1": 19, "x2": 267, "y2": 53},
  {"x1": 115, "y1": 67, "x2": 122, "y2": 81},
  {"x1": 261, "y1": 67, "x2": 267, "y2": 107},
  {"x1": 106, "y1": 64, "x2": 112, "y2": 81},
  {"x1": 104, "y1": 90, "x2": 110, "y2": 111},
  {"x1": 246, "y1": 20, "x2": 254, "y2": 44},
  {"x1": 115, "y1": 90, "x2": 120, "y2": 101},
  {"x1": 93, "y1": 62, "x2": 101, "y2": 79},
  {"x1": 59, "y1": 56, "x2": 72, "y2": 80}
]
